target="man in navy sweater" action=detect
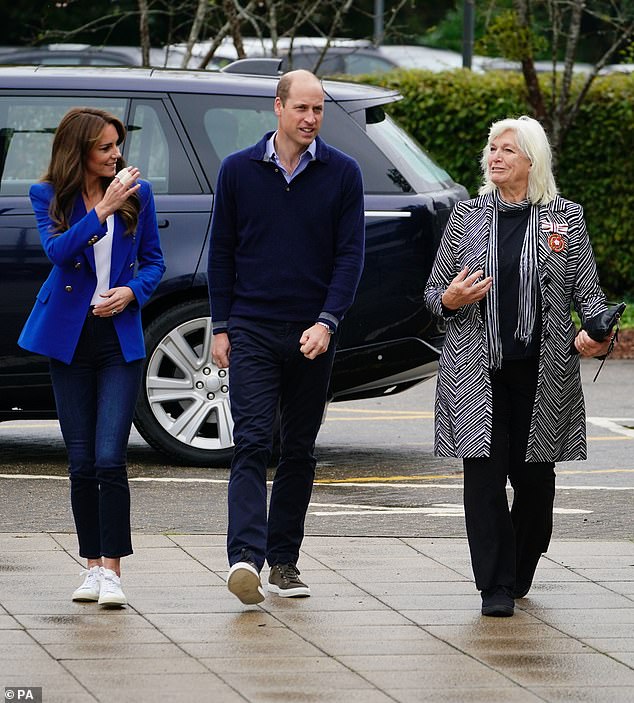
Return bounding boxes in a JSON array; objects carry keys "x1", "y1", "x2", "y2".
[{"x1": 208, "y1": 69, "x2": 365, "y2": 605}]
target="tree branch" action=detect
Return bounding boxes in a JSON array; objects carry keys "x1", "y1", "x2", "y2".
[{"x1": 180, "y1": 0, "x2": 209, "y2": 69}]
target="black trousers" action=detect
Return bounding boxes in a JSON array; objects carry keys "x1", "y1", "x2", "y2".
[{"x1": 463, "y1": 358, "x2": 556, "y2": 592}]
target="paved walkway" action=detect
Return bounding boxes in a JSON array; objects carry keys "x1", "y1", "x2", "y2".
[{"x1": 1, "y1": 533, "x2": 634, "y2": 702}]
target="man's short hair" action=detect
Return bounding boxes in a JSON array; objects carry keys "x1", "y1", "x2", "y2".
[{"x1": 275, "y1": 70, "x2": 322, "y2": 105}]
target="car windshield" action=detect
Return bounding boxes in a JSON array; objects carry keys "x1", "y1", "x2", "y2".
[{"x1": 365, "y1": 107, "x2": 453, "y2": 192}]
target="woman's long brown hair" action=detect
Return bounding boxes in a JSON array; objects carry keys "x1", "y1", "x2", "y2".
[{"x1": 43, "y1": 107, "x2": 139, "y2": 235}]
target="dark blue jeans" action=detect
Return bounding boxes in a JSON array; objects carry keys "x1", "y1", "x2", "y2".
[
  {"x1": 49, "y1": 314, "x2": 142, "y2": 559},
  {"x1": 227, "y1": 317, "x2": 336, "y2": 571}
]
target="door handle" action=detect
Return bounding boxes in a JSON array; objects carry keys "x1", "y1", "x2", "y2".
[{"x1": 157, "y1": 219, "x2": 169, "y2": 228}]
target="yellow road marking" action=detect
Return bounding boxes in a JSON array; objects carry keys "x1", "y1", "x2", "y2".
[
  {"x1": 315, "y1": 468, "x2": 634, "y2": 484},
  {"x1": 328, "y1": 408, "x2": 433, "y2": 416},
  {"x1": 587, "y1": 436, "x2": 633, "y2": 441},
  {"x1": 0, "y1": 422, "x2": 59, "y2": 429},
  {"x1": 315, "y1": 474, "x2": 461, "y2": 484},
  {"x1": 325, "y1": 416, "x2": 431, "y2": 422},
  {"x1": 325, "y1": 409, "x2": 433, "y2": 421},
  {"x1": 558, "y1": 468, "x2": 634, "y2": 475}
]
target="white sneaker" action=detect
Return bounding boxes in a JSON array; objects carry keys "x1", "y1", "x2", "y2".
[
  {"x1": 71, "y1": 566, "x2": 102, "y2": 602},
  {"x1": 227, "y1": 561, "x2": 265, "y2": 604},
  {"x1": 98, "y1": 567, "x2": 127, "y2": 608}
]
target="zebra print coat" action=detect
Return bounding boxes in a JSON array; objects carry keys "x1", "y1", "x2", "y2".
[{"x1": 424, "y1": 193, "x2": 606, "y2": 462}]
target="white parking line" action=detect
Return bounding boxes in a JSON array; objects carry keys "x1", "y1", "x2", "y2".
[
  {"x1": 308, "y1": 502, "x2": 592, "y2": 517},
  {"x1": 314, "y1": 481, "x2": 634, "y2": 490},
  {"x1": 587, "y1": 417, "x2": 634, "y2": 438}
]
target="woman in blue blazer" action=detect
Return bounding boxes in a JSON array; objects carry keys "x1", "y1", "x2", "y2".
[{"x1": 19, "y1": 107, "x2": 165, "y2": 607}]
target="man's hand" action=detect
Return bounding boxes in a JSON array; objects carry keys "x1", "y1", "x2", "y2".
[
  {"x1": 212, "y1": 332, "x2": 231, "y2": 368},
  {"x1": 299, "y1": 324, "x2": 331, "y2": 360},
  {"x1": 441, "y1": 267, "x2": 493, "y2": 310}
]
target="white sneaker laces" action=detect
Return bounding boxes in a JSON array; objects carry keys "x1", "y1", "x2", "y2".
[
  {"x1": 100, "y1": 568, "x2": 122, "y2": 593},
  {"x1": 78, "y1": 567, "x2": 101, "y2": 589}
]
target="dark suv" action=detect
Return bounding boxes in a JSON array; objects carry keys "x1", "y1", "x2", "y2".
[{"x1": 0, "y1": 63, "x2": 467, "y2": 465}]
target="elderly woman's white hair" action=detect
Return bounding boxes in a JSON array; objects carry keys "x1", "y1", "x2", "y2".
[{"x1": 479, "y1": 115, "x2": 558, "y2": 205}]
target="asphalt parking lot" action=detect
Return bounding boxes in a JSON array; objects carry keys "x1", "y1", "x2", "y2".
[{"x1": 1, "y1": 359, "x2": 632, "y2": 541}]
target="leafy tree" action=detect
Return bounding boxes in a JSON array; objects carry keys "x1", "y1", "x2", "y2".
[{"x1": 478, "y1": 1, "x2": 634, "y2": 165}]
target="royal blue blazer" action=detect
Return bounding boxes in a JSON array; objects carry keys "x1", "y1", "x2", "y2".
[{"x1": 18, "y1": 180, "x2": 166, "y2": 364}]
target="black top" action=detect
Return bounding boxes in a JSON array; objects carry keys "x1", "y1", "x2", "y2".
[{"x1": 497, "y1": 207, "x2": 542, "y2": 359}]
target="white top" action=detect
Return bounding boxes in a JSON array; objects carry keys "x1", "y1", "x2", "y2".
[{"x1": 90, "y1": 215, "x2": 115, "y2": 305}]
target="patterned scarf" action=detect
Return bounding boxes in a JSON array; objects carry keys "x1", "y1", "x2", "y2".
[{"x1": 484, "y1": 193, "x2": 539, "y2": 370}]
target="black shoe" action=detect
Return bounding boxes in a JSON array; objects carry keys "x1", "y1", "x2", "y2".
[
  {"x1": 268, "y1": 563, "x2": 311, "y2": 597},
  {"x1": 513, "y1": 582, "x2": 531, "y2": 599},
  {"x1": 481, "y1": 586, "x2": 515, "y2": 617},
  {"x1": 514, "y1": 556, "x2": 541, "y2": 599}
]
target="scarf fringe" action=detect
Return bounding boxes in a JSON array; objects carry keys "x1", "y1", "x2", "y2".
[{"x1": 485, "y1": 194, "x2": 538, "y2": 369}]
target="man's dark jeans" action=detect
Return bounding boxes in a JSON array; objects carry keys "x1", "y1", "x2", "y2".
[
  {"x1": 50, "y1": 314, "x2": 142, "y2": 559},
  {"x1": 226, "y1": 317, "x2": 336, "y2": 571}
]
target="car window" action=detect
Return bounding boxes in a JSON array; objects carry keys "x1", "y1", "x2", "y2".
[
  {"x1": 365, "y1": 107, "x2": 453, "y2": 192},
  {"x1": 172, "y1": 94, "x2": 277, "y2": 179},
  {"x1": 202, "y1": 106, "x2": 276, "y2": 162},
  {"x1": 126, "y1": 100, "x2": 202, "y2": 194},
  {"x1": 343, "y1": 53, "x2": 395, "y2": 74},
  {"x1": 320, "y1": 101, "x2": 415, "y2": 194},
  {"x1": 287, "y1": 52, "x2": 345, "y2": 74},
  {"x1": 0, "y1": 96, "x2": 126, "y2": 196}
]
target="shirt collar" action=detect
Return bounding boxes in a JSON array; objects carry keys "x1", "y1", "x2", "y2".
[{"x1": 265, "y1": 131, "x2": 317, "y2": 163}]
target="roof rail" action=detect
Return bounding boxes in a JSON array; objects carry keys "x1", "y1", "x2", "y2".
[{"x1": 221, "y1": 57, "x2": 282, "y2": 76}]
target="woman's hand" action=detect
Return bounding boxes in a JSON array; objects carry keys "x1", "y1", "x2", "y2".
[
  {"x1": 94, "y1": 167, "x2": 141, "y2": 223},
  {"x1": 574, "y1": 329, "x2": 612, "y2": 358},
  {"x1": 92, "y1": 286, "x2": 135, "y2": 317},
  {"x1": 441, "y1": 267, "x2": 493, "y2": 310}
]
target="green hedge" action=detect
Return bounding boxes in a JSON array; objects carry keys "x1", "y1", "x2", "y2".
[{"x1": 353, "y1": 69, "x2": 634, "y2": 297}]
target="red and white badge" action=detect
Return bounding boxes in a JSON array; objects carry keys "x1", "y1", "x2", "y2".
[
  {"x1": 547, "y1": 233, "x2": 566, "y2": 252},
  {"x1": 542, "y1": 222, "x2": 568, "y2": 252}
]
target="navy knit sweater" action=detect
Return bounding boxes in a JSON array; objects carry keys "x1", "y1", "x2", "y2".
[{"x1": 208, "y1": 132, "x2": 365, "y2": 334}]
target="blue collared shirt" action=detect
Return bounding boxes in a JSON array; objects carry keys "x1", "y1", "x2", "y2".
[{"x1": 265, "y1": 131, "x2": 316, "y2": 183}]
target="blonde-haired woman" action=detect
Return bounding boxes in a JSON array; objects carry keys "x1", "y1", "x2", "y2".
[
  {"x1": 425, "y1": 116, "x2": 610, "y2": 616},
  {"x1": 19, "y1": 107, "x2": 165, "y2": 607}
]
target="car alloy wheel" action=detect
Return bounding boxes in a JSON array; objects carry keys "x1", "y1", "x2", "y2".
[{"x1": 134, "y1": 300, "x2": 234, "y2": 466}]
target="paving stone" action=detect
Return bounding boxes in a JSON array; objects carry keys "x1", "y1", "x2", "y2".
[
  {"x1": 197, "y1": 655, "x2": 348, "y2": 674},
  {"x1": 0, "y1": 534, "x2": 62, "y2": 551},
  {"x1": 359, "y1": 665, "x2": 512, "y2": 690},
  {"x1": 81, "y1": 673, "x2": 244, "y2": 703},
  {"x1": 220, "y1": 671, "x2": 380, "y2": 696},
  {"x1": 579, "y1": 637, "x2": 634, "y2": 653},
  {"x1": 64, "y1": 657, "x2": 208, "y2": 676},
  {"x1": 536, "y1": 687, "x2": 634, "y2": 703},
  {"x1": 392, "y1": 688, "x2": 543, "y2": 702},
  {"x1": 481, "y1": 652, "x2": 634, "y2": 687},
  {"x1": 28, "y1": 627, "x2": 170, "y2": 645},
  {"x1": 335, "y1": 565, "x2": 468, "y2": 583},
  {"x1": 0, "y1": 643, "x2": 53, "y2": 660},
  {"x1": 43, "y1": 642, "x2": 192, "y2": 660},
  {"x1": 14, "y1": 612, "x2": 152, "y2": 629}
]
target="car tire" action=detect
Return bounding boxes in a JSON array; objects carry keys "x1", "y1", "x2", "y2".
[{"x1": 134, "y1": 299, "x2": 235, "y2": 466}]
